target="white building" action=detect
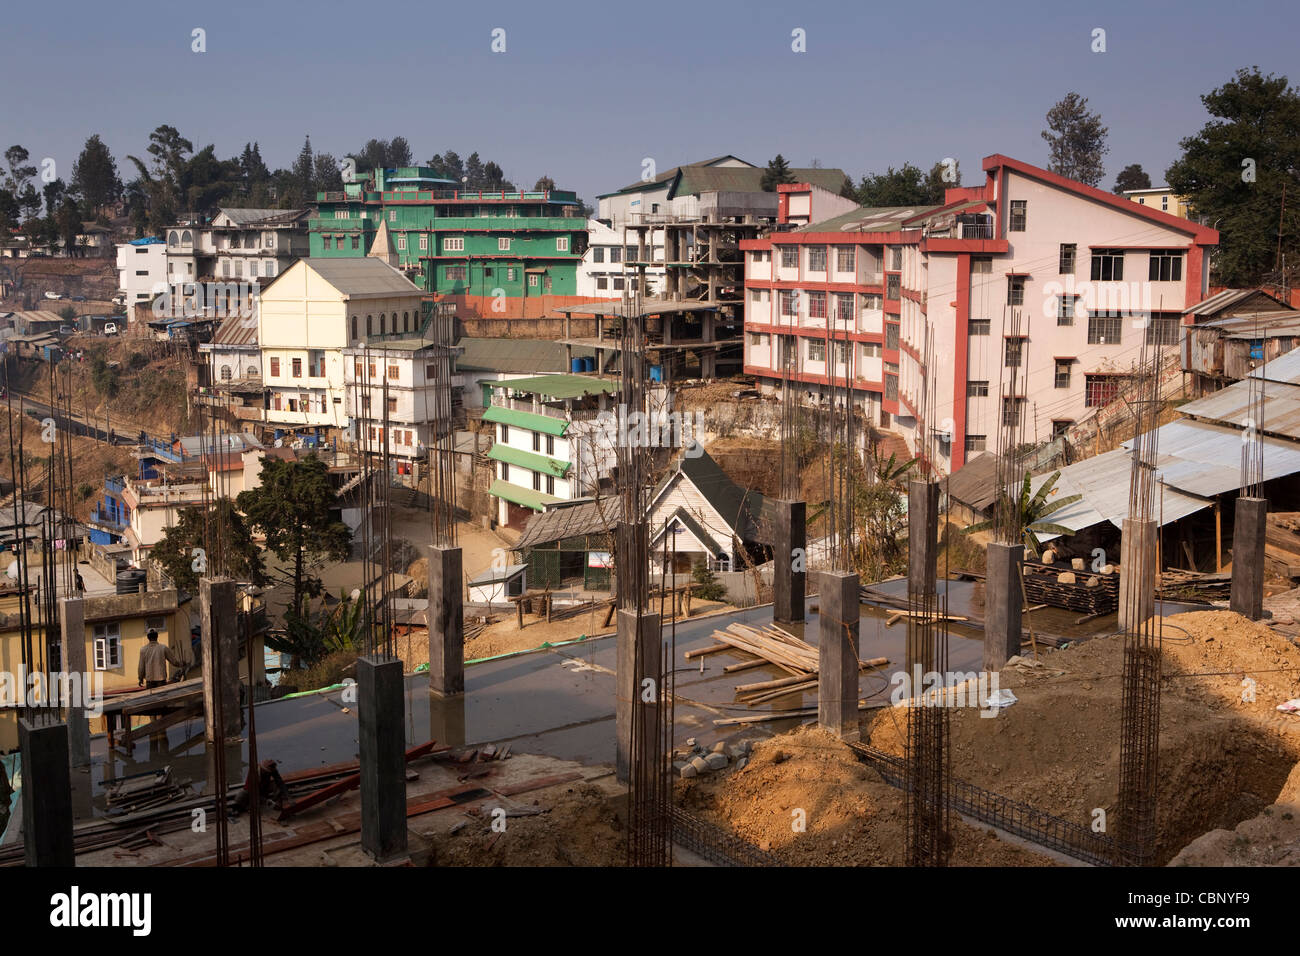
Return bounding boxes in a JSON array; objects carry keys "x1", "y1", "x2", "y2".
[
  {"x1": 483, "y1": 374, "x2": 621, "y2": 528},
  {"x1": 577, "y1": 218, "x2": 665, "y2": 298},
  {"x1": 166, "y1": 207, "x2": 310, "y2": 289},
  {"x1": 116, "y1": 238, "x2": 167, "y2": 308}
]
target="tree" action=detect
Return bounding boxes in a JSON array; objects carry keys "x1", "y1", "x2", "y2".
[
  {"x1": 387, "y1": 136, "x2": 412, "y2": 167},
  {"x1": 236, "y1": 455, "x2": 352, "y2": 612},
  {"x1": 853, "y1": 162, "x2": 951, "y2": 206},
  {"x1": 289, "y1": 136, "x2": 315, "y2": 206},
  {"x1": 464, "y1": 152, "x2": 486, "y2": 188},
  {"x1": 42, "y1": 177, "x2": 65, "y2": 218},
  {"x1": 1113, "y1": 163, "x2": 1152, "y2": 194},
  {"x1": 760, "y1": 154, "x2": 796, "y2": 191},
  {"x1": 534, "y1": 175, "x2": 556, "y2": 191},
  {"x1": 691, "y1": 562, "x2": 726, "y2": 602},
  {"x1": 70, "y1": 135, "x2": 121, "y2": 212},
  {"x1": 151, "y1": 499, "x2": 267, "y2": 593},
  {"x1": 963, "y1": 471, "x2": 1082, "y2": 554},
  {"x1": 1042, "y1": 92, "x2": 1109, "y2": 186},
  {"x1": 56, "y1": 200, "x2": 81, "y2": 256},
  {"x1": 57, "y1": 305, "x2": 77, "y2": 321},
  {"x1": 3, "y1": 146, "x2": 35, "y2": 198},
  {"x1": 313, "y1": 153, "x2": 343, "y2": 194},
  {"x1": 1167, "y1": 67, "x2": 1300, "y2": 287},
  {"x1": 483, "y1": 160, "x2": 513, "y2": 190}
]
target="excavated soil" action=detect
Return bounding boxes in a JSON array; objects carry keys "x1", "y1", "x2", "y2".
[
  {"x1": 678, "y1": 725, "x2": 1058, "y2": 866},
  {"x1": 865, "y1": 611, "x2": 1300, "y2": 864}
]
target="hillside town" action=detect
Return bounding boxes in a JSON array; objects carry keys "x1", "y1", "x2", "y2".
[{"x1": 3, "y1": 17, "x2": 1300, "y2": 903}]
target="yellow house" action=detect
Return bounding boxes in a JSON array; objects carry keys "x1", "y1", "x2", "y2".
[
  {"x1": 257, "y1": 256, "x2": 426, "y2": 442},
  {"x1": 1123, "y1": 186, "x2": 1194, "y2": 220}
]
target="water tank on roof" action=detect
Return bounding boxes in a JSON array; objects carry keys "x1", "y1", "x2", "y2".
[{"x1": 116, "y1": 568, "x2": 147, "y2": 594}]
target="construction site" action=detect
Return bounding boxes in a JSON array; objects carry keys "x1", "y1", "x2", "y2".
[{"x1": 2, "y1": 273, "x2": 1299, "y2": 882}]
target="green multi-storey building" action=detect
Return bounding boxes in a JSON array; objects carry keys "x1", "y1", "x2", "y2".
[{"x1": 310, "y1": 167, "x2": 589, "y2": 318}]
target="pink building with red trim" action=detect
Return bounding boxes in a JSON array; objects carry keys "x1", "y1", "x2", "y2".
[{"x1": 742, "y1": 154, "x2": 1218, "y2": 475}]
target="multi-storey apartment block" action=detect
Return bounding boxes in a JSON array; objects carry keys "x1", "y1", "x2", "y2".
[
  {"x1": 165, "y1": 207, "x2": 310, "y2": 287},
  {"x1": 743, "y1": 154, "x2": 1218, "y2": 475},
  {"x1": 310, "y1": 167, "x2": 589, "y2": 319}
]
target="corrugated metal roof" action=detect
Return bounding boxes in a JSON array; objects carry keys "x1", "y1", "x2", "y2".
[
  {"x1": 514, "y1": 497, "x2": 621, "y2": 549},
  {"x1": 456, "y1": 337, "x2": 593, "y2": 373},
  {"x1": 212, "y1": 314, "x2": 258, "y2": 347},
  {"x1": 947, "y1": 452, "x2": 1000, "y2": 511},
  {"x1": 798, "y1": 204, "x2": 940, "y2": 234},
  {"x1": 492, "y1": 374, "x2": 619, "y2": 400},
  {"x1": 603, "y1": 156, "x2": 752, "y2": 196},
  {"x1": 673, "y1": 165, "x2": 846, "y2": 199},
  {"x1": 481, "y1": 404, "x2": 569, "y2": 436},
  {"x1": 1184, "y1": 288, "x2": 1291, "y2": 317},
  {"x1": 1121, "y1": 418, "x2": 1300, "y2": 498},
  {"x1": 216, "y1": 207, "x2": 308, "y2": 226},
  {"x1": 300, "y1": 258, "x2": 423, "y2": 298}
]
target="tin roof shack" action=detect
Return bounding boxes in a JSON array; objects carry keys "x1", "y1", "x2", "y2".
[
  {"x1": 1183, "y1": 308, "x2": 1300, "y2": 397},
  {"x1": 512, "y1": 497, "x2": 620, "y2": 591}
]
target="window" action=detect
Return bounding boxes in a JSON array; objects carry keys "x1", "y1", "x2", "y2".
[
  {"x1": 387, "y1": 364, "x2": 399, "y2": 380},
  {"x1": 608, "y1": 246, "x2": 622, "y2": 263},
  {"x1": 507, "y1": 268, "x2": 516, "y2": 281},
  {"x1": 884, "y1": 373, "x2": 898, "y2": 401},
  {"x1": 93, "y1": 623, "x2": 121, "y2": 670},
  {"x1": 1007, "y1": 276, "x2": 1025, "y2": 306},
  {"x1": 1058, "y1": 294, "x2": 1078, "y2": 326},
  {"x1": 1149, "y1": 250, "x2": 1183, "y2": 282},
  {"x1": 1002, "y1": 397, "x2": 1026, "y2": 427},
  {"x1": 1146, "y1": 312, "x2": 1180, "y2": 346},
  {"x1": 651, "y1": 203, "x2": 659, "y2": 214},
  {"x1": 780, "y1": 290, "x2": 798, "y2": 317},
  {"x1": 597, "y1": 277, "x2": 608, "y2": 290},
  {"x1": 1087, "y1": 310, "x2": 1122, "y2": 344},
  {"x1": 832, "y1": 341, "x2": 848, "y2": 364},
  {"x1": 529, "y1": 274, "x2": 539, "y2": 287},
  {"x1": 968, "y1": 318, "x2": 991, "y2": 336},
  {"x1": 351, "y1": 235, "x2": 360, "y2": 250},
  {"x1": 1091, "y1": 249, "x2": 1125, "y2": 281},
  {"x1": 835, "y1": 246, "x2": 855, "y2": 272},
  {"x1": 971, "y1": 257, "x2": 992, "y2": 274},
  {"x1": 592, "y1": 247, "x2": 605, "y2": 263},
  {"x1": 444, "y1": 237, "x2": 464, "y2": 252},
  {"x1": 808, "y1": 292, "x2": 827, "y2": 319},
  {"x1": 806, "y1": 339, "x2": 826, "y2": 362},
  {"x1": 1054, "y1": 359, "x2": 1073, "y2": 389},
  {"x1": 546, "y1": 435, "x2": 555, "y2": 455},
  {"x1": 612, "y1": 276, "x2": 625, "y2": 291},
  {"x1": 890, "y1": 248, "x2": 902, "y2": 271},
  {"x1": 1059, "y1": 243, "x2": 1076, "y2": 274},
  {"x1": 885, "y1": 323, "x2": 899, "y2": 350},
  {"x1": 498, "y1": 237, "x2": 512, "y2": 251},
  {"x1": 624, "y1": 245, "x2": 636, "y2": 261},
  {"x1": 780, "y1": 247, "x2": 798, "y2": 268},
  {"x1": 532, "y1": 471, "x2": 542, "y2": 491},
  {"x1": 1005, "y1": 337, "x2": 1024, "y2": 367},
  {"x1": 1085, "y1": 374, "x2": 1124, "y2": 407},
  {"x1": 835, "y1": 293, "x2": 854, "y2": 322},
  {"x1": 966, "y1": 380, "x2": 989, "y2": 397},
  {"x1": 749, "y1": 332, "x2": 767, "y2": 347},
  {"x1": 249, "y1": 261, "x2": 258, "y2": 278},
  {"x1": 446, "y1": 266, "x2": 467, "y2": 281},
  {"x1": 532, "y1": 431, "x2": 541, "y2": 452},
  {"x1": 807, "y1": 246, "x2": 827, "y2": 272},
  {"x1": 862, "y1": 294, "x2": 883, "y2": 310},
  {"x1": 368, "y1": 362, "x2": 377, "y2": 378},
  {"x1": 886, "y1": 274, "x2": 900, "y2": 299},
  {"x1": 1161, "y1": 196, "x2": 1168, "y2": 211},
  {"x1": 291, "y1": 358, "x2": 302, "y2": 378},
  {"x1": 546, "y1": 475, "x2": 555, "y2": 495},
  {"x1": 419, "y1": 234, "x2": 428, "y2": 251},
  {"x1": 269, "y1": 357, "x2": 280, "y2": 377},
  {"x1": 500, "y1": 424, "x2": 509, "y2": 443},
  {"x1": 397, "y1": 235, "x2": 406, "y2": 250},
  {"x1": 1052, "y1": 420, "x2": 1073, "y2": 439},
  {"x1": 556, "y1": 237, "x2": 569, "y2": 252},
  {"x1": 389, "y1": 211, "x2": 397, "y2": 222},
  {"x1": 1009, "y1": 200, "x2": 1027, "y2": 231},
  {"x1": 750, "y1": 288, "x2": 762, "y2": 303},
  {"x1": 861, "y1": 342, "x2": 882, "y2": 358},
  {"x1": 500, "y1": 462, "x2": 509, "y2": 481},
  {"x1": 965, "y1": 434, "x2": 987, "y2": 452},
  {"x1": 220, "y1": 364, "x2": 232, "y2": 381}
]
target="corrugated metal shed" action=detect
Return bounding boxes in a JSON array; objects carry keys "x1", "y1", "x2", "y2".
[
  {"x1": 456, "y1": 337, "x2": 593, "y2": 372},
  {"x1": 1121, "y1": 419, "x2": 1300, "y2": 498}
]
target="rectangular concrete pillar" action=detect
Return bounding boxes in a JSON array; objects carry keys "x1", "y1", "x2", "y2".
[
  {"x1": 772, "y1": 500, "x2": 806, "y2": 624},
  {"x1": 19, "y1": 716, "x2": 75, "y2": 867},
  {"x1": 59, "y1": 596, "x2": 90, "y2": 768},
  {"x1": 357, "y1": 655, "x2": 407, "y2": 862},
  {"x1": 615, "y1": 609, "x2": 662, "y2": 784},
  {"x1": 1230, "y1": 497, "x2": 1267, "y2": 620},
  {"x1": 817, "y1": 570, "x2": 860, "y2": 740},
  {"x1": 1118, "y1": 518, "x2": 1157, "y2": 632},
  {"x1": 983, "y1": 542, "x2": 1024, "y2": 672},
  {"x1": 200, "y1": 577, "x2": 240, "y2": 743},
  {"x1": 427, "y1": 545, "x2": 464, "y2": 696},
  {"x1": 907, "y1": 481, "x2": 940, "y2": 672}
]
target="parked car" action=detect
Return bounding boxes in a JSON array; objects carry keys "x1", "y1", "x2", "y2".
[
  {"x1": 70, "y1": 295, "x2": 86, "y2": 302},
  {"x1": 103, "y1": 322, "x2": 118, "y2": 335},
  {"x1": 43, "y1": 291, "x2": 64, "y2": 300},
  {"x1": 58, "y1": 325, "x2": 76, "y2": 336}
]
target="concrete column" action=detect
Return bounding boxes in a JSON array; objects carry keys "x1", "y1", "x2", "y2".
[
  {"x1": 907, "y1": 480, "x2": 940, "y2": 672},
  {"x1": 816, "y1": 570, "x2": 860, "y2": 740},
  {"x1": 983, "y1": 542, "x2": 1024, "y2": 672},
  {"x1": 428, "y1": 691, "x2": 466, "y2": 749},
  {"x1": 1118, "y1": 518, "x2": 1157, "y2": 632},
  {"x1": 427, "y1": 545, "x2": 464, "y2": 696},
  {"x1": 1230, "y1": 497, "x2": 1267, "y2": 620},
  {"x1": 772, "y1": 500, "x2": 806, "y2": 624},
  {"x1": 200, "y1": 577, "x2": 240, "y2": 743},
  {"x1": 357, "y1": 654, "x2": 407, "y2": 862},
  {"x1": 615, "y1": 609, "x2": 662, "y2": 784},
  {"x1": 18, "y1": 716, "x2": 74, "y2": 867},
  {"x1": 59, "y1": 596, "x2": 90, "y2": 768}
]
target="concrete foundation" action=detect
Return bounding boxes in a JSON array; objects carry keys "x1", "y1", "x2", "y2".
[
  {"x1": 1230, "y1": 497, "x2": 1267, "y2": 620},
  {"x1": 58, "y1": 597, "x2": 90, "y2": 768},
  {"x1": 1118, "y1": 518, "x2": 1157, "y2": 632},
  {"x1": 427, "y1": 545, "x2": 465, "y2": 696},
  {"x1": 18, "y1": 716, "x2": 75, "y2": 866},
  {"x1": 816, "y1": 570, "x2": 860, "y2": 740},
  {"x1": 906, "y1": 481, "x2": 940, "y2": 671},
  {"x1": 983, "y1": 542, "x2": 1024, "y2": 672},
  {"x1": 772, "y1": 500, "x2": 806, "y2": 624},
  {"x1": 357, "y1": 654, "x2": 407, "y2": 862},
  {"x1": 200, "y1": 578, "x2": 241, "y2": 742},
  {"x1": 615, "y1": 609, "x2": 662, "y2": 783}
]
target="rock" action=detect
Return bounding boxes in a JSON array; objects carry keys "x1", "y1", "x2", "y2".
[
  {"x1": 1071, "y1": 557, "x2": 1085, "y2": 571},
  {"x1": 712, "y1": 741, "x2": 728, "y2": 754},
  {"x1": 690, "y1": 755, "x2": 711, "y2": 774},
  {"x1": 738, "y1": 739, "x2": 752, "y2": 754},
  {"x1": 1101, "y1": 564, "x2": 1115, "y2": 575},
  {"x1": 736, "y1": 757, "x2": 749, "y2": 770},
  {"x1": 1086, "y1": 575, "x2": 1100, "y2": 587},
  {"x1": 728, "y1": 745, "x2": 747, "y2": 760},
  {"x1": 772, "y1": 750, "x2": 788, "y2": 765},
  {"x1": 1042, "y1": 549, "x2": 1056, "y2": 564},
  {"x1": 685, "y1": 737, "x2": 697, "y2": 748},
  {"x1": 705, "y1": 752, "x2": 729, "y2": 771},
  {"x1": 679, "y1": 763, "x2": 698, "y2": 779},
  {"x1": 1057, "y1": 571, "x2": 1077, "y2": 584},
  {"x1": 672, "y1": 761, "x2": 688, "y2": 772}
]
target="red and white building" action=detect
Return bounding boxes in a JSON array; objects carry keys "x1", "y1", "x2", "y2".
[{"x1": 742, "y1": 154, "x2": 1218, "y2": 475}]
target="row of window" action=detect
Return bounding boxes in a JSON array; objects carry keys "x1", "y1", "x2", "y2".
[
  {"x1": 498, "y1": 461, "x2": 557, "y2": 495},
  {"x1": 776, "y1": 290, "x2": 887, "y2": 320},
  {"x1": 595, "y1": 276, "x2": 642, "y2": 291},
  {"x1": 966, "y1": 312, "x2": 1179, "y2": 347},
  {"x1": 591, "y1": 245, "x2": 664, "y2": 263},
  {"x1": 498, "y1": 424, "x2": 557, "y2": 455},
  {"x1": 347, "y1": 311, "x2": 419, "y2": 340},
  {"x1": 771, "y1": 245, "x2": 901, "y2": 272},
  {"x1": 218, "y1": 259, "x2": 278, "y2": 278}
]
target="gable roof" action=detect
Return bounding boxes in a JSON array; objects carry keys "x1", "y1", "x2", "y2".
[
  {"x1": 1184, "y1": 288, "x2": 1291, "y2": 318},
  {"x1": 649, "y1": 448, "x2": 764, "y2": 540},
  {"x1": 262, "y1": 257, "x2": 423, "y2": 299},
  {"x1": 671, "y1": 165, "x2": 847, "y2": 200},
  {"x1": 601, "y1": 155, "x2": 753, "y2": 197},
  {"x1": 214, "y1": 207, "x2": 309, "y2": 227},
  {"x1": 982, "y1": 155, "x2": 1219, "y2": 244},
  {"x1": 513, "y1": 497, "x2": 621, "y2": 550}
]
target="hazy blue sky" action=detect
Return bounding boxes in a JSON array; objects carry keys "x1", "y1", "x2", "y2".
[{"x1": 8, "y1": 0, "x2": 1298, "y2": 200}]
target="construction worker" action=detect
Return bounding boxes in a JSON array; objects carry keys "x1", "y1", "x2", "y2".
[{"x1": 137, "y1": 628, "x2": 182, "y2": 690}]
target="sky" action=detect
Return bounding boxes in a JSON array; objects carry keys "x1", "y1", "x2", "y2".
[{"x1": 6, "y1": 0, "x2": 1299, "y2": 202}]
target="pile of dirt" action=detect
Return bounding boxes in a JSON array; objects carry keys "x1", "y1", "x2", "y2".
[
  {"x1": 421, "y1": 783, "x2": 624, "y2": 866},
  {"x1": 1171, "y1": 760, "x2": 1300, "y2": 866},
  {"x1": 865, "y1": 611, "x2": 1300, "y2": 863},
  {"x1": 678, "y1": 725, "x2": 1056, "y2": 866}
]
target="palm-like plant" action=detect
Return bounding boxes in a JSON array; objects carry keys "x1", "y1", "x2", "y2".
[{"x1": 964, "y1": 470, "x2": 1082, "y2": 553}]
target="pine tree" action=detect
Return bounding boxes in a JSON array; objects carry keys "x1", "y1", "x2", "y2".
[
  {"x1": 760, "y1": 154, "x2": 796, "y2": 191},
  {"x1": 1042, "y1": 92, "x2": 1109, "y2": 186}
]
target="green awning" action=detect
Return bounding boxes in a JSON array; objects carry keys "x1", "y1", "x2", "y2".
[
  {"x1": 482, "y1": 404, "x2": 569, "y2": 437},
  {"x1": 488, "y1": 479, "x2": 561, "y2": 512},
  {"x1": 487, "y1": 443, "x2": 570, "y2": 478}
]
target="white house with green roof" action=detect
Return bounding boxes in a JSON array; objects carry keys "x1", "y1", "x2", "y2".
[{"x1": 484, "y1": 374, "x2": 621, "y2": 528}]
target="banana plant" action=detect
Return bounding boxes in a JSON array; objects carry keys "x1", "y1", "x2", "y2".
[{"x1": 964, "y1": 470, "x2": 1082, "y2": 552}]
